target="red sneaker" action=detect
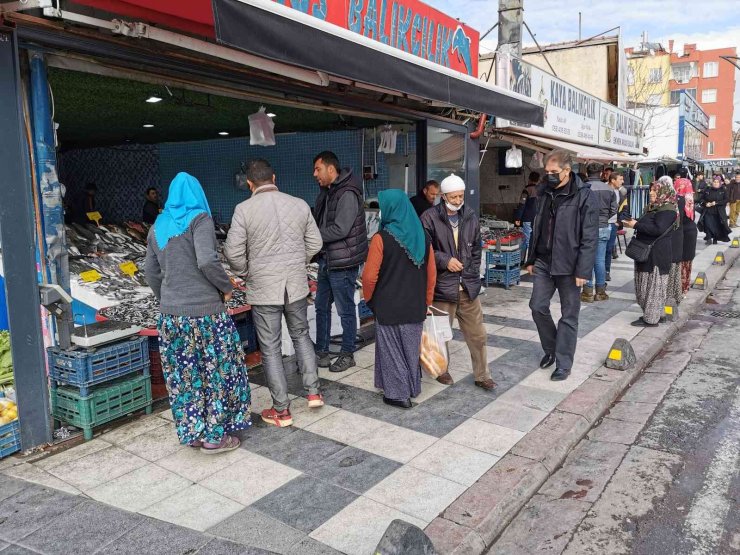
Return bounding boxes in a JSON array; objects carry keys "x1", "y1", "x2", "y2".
[
  {"x1": 307, "y1": 394, "x2": 325, "y2": 408},
  {"x1": 261, "y1": 407, "x2": 293, "y2": 427}
]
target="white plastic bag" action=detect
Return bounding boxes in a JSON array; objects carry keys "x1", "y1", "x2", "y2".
[
  {"x1": 531, "y1": 151, "x2": 544, "y2": 168},
  {"x1": 420, "y1": 307, "x2": 452, "y2": 378},
  {"x1": 249, "y1": 106, "x2": 276, "y2": 146},
  {"x1": 505, "y1": 145, "x2": 523, "y2": 168}
]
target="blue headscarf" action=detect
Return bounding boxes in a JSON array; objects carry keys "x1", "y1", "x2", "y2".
[
  {"x1": 154, "y1": 172, "x2": 211, "y2": 249},
  {"x1": 379, "y1": 189, "x2": 426, "y2": 267}
]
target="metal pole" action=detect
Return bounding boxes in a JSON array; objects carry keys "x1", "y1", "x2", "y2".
[
  {"x1": 579, "y1": 12, "x2": 582, "y2": 41},
  {"x1": 0, "y1": 28, "x2": 53, "y2": 449}
]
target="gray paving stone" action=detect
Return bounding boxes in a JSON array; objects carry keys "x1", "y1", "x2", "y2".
[
  {"x1": 256, "y1": 430, "x2": 346, "y2": 472},
  {"x1": 0, "y1": 475, "x2": 31, "y2": 503},
  {"x1": 0, "y1": 545, "x2": 39, "y2": 554},
  {"x1": 307, "y1": 445, "x2": 401, "y2": 494},
  {"x1": 621, "y1": 372, "x2": 676, "y2": 404},
  {"x1": 316, "y1": 380, "x2": 381, "y2": 412},
  {"x1": 587, "y1": 417, "x2": 644, "y2": 445},
  {"x1": 363, "y1": 400, "x2": 469, "y2": 438},
  {"x1": 236, "y1": 415, "x2": 297, "y2": 453},
  {"x1": 253, "y1": 475, "x2": 357, "y2": 533},
  {"x1": 284, "y1": 537, "x2": 344, "y2": 555},
  {"x1": 607, "y1": 401, "x2": 657, "y2": 425},
  {"x1": 21, "y1": 500, "x2": 143, "y2": 554},
  {"x1": 195, "y1": 538, "x2": 277, "y2": 554},
  {"x1": 420, "y1": 385, "x2": 495, "y2": 417},
  {"x1": 208, "y1": 507, "x2": 306, "y2": 553},
  {"x1": 482, "y1": 315, "x2": 537, "y2": 330},
  {"x1": 96, "y1": 518, "x2": 211, "y2": 554},
  {"x1": 0, "y1": 485, "x2": 84, "y2": 542}
]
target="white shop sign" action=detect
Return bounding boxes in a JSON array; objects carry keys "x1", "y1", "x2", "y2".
[{"x1": 495, "y1": 53, "x2": 643, "y2": 155}]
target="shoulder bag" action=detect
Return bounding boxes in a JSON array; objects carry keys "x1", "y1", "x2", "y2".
[{"x1": 625, "y1": 217, "x2": 675, "y2": 263}]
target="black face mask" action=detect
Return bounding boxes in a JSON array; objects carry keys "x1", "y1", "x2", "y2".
[{"x1": 545, "y1": 173, "x2": 561, "y2": 188}]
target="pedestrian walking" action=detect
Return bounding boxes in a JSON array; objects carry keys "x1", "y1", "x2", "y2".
[
  {"x1": 362, "y1": 189, "x2": 436, "y2": 409},
  {"x1": 312, "y1": 151, "x2": 369, "y2": 374},
  {"x1": 410, "y1": 180, "x2": 441, "y2": 218},
  {"x1": 604, "y1": 171, "x2": 624, "y2": 282},
  {"x1": 623, "y1": 178, "x2": 678, "y2": 327},
  {"x1": 421, "y1": 174, "x2": 496, "y2": 391},
  {"x1": 225, "y1": 159, "x2": 324, "y2": 428},
  {"x1": 514, "y1": 172, "x2": 540, "y2": 256},
  {"x1": 582, "y1": 162, "x2": 617, "y2": 303},
  {"x1": 698, "y1": 175, "x2": 731, "y2": 244},
  {"x1": 694, "y1": 172, "x2": 707, "y2": 197},
  {"x1": 145, "y1": 172, "x2": 251, "y2": 453},
  {"x1": 728, "y1": 170, "x2": 740, "y2": 227},
  {"x1": 525, "y1": 150, "x2": 599, "y2": 382}
]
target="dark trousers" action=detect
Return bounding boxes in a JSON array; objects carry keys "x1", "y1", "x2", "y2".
[
  {"x1": 530, "y1": 258, "x2": 582, "y2": 370},
  {"x1": 315, "y1": 257, "x2": 358, "y2": 354}
]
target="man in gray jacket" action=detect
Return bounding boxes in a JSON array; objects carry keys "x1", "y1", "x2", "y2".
[
  {"x1": 582, "y1": 162, "x2": 617, "y2": 303},
  {"x1": 225, "y1": 159, "x2": 324, "y2": 428}
]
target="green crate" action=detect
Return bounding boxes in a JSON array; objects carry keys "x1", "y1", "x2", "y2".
[{"x1": 52, "y1": 374, "x2": 152, "y2": 440}]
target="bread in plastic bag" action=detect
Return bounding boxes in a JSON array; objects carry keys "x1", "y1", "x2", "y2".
[{"x1": 420, "y1": 308, "x2": 451, "y2": 378}]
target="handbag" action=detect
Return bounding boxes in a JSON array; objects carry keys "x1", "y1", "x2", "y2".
[{"x1": 625, "y1": 218, "x2": 674, "y2": 263}]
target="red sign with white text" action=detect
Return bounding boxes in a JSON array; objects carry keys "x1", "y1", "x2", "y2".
[{"x1": 272, "y1": 0, "x2": 479, "y2": 75}]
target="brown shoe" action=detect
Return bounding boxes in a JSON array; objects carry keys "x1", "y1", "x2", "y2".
[
  {"x1": 475, "y1": 379, "x2": 497, "y2": 391},
  {"x1": 436, "y1": 372, "x2": 454, "y2": 385}
]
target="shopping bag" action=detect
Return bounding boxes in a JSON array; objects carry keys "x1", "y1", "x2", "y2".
[
  {"x1": 505, "y1": 145, "x2": 522, "y2": 168},
  {"x1": 420, "y1": 307, "x2": 451, "y2": 378},
  {"x1": 248, "y1": 106, "x2": 276, "y2": 146}
]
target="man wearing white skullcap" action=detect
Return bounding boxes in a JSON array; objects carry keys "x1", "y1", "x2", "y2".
[{"x1": 420, "y1": 174, "x2": 496, "y2": 391}]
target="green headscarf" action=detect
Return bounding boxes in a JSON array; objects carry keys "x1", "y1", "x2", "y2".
[{"x1": 378, "y1": 189, "x2": 426, "y2": 267}]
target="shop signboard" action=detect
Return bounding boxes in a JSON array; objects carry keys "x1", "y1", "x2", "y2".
[
  {"x1": 678, "y1": 90, "x2": 709, "y2": 161},
  {"x1": 679, "y1": 90, "x2": 709, "y2": 134},
  {"x1": 495, "y1": 53, "x2": 643, "y2": 155},
  {"x1": 274, "y1": 0, "x2": 480, "y2": 75}
]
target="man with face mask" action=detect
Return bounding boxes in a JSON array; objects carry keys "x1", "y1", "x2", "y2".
[
  {"x1": 525, "y1": 150, "x2": 599, "y2": 381},
  {"x1": 421, "y1": 174, "x2": 495, "y2": 390}
]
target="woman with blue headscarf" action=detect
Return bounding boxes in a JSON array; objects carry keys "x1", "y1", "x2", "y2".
[
  {"x1": 145, "y1": 172, "x2": 251, "y2": 452},
  {"x1": 362, "y1": 189, "x2": 436, "y2": 409}
]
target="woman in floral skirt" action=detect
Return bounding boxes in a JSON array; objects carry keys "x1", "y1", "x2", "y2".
[{"x1": 145, "y1": 172, "x2": 251, "y2": 453}]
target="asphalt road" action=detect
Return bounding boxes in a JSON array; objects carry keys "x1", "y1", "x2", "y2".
[{"x1": 488, "y1": 265, "x2": 740, "y2": 555}]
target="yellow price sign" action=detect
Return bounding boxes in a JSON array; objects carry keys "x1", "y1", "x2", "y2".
[
  {"x1": 80, "y1": 269, "x2": 102, "y2": 282},
  {"x1": 608, "y1": 349, "x2": 623, "y2": 361},
  {"x1": 664, "y1": 306, "x2": 674, "y2": 315},
  {"x1": 86, "y1": 211, "x2": 102, "y2": 225},
  {"x1": 119, "y1": 261, "x2": 138, "y2": 277}
]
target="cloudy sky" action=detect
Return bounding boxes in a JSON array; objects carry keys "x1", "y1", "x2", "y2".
[{"x1": 426, "y1": 0, "x2": 740, "y2": 121}]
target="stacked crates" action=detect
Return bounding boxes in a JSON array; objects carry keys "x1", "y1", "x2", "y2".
[
  {"x1": 0, "y1": 419, "x2": 20, "y2": 458},
  {"x1": 48, "y1": 337, "x2": 152, "y2": 440},
  {"x1": 485, "y1": 249, "x2": 522, "y2": 289}
]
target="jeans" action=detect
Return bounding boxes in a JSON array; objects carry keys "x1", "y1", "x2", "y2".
[
  {"x1": 251, "y1": 293, "x2": 320, "y2": 411},
  {"x1": 605, "y1": 223, "x2": 618, "y2": 273},
  {"x1": 530, "y1": 258, "x2": 582, "y2": 370},
  {"x1": 586, "y1": 226, "x2": 612, "y2": 288},
  {"x1": 315, "y1": 257, "x2": 358, "y2": 354},
  {"x1": 521, "y1": 221, "x2": 533, "y2": 258}
]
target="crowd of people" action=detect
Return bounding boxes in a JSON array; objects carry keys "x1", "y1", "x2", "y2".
[{"x1": 143, "y1": 145, "x2": 737, "y2": 453}]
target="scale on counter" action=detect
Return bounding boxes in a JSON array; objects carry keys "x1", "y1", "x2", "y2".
[
  {"x1": 71, "y1": 320, "x2": 142, "y2": 349},
  {"x1": 39, "y1": 284, "x2": 141, "y2": 349}
]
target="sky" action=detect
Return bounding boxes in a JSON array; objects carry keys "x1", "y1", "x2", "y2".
[{"x1": 425, "y1": 0, "x2": 740, "y2": 123}]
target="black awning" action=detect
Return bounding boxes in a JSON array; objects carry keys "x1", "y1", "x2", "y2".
[{"x1": 212, "y1": 0, "x2": 544, "y2": 126}]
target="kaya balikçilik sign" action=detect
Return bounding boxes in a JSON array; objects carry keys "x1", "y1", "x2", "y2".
[
  {"x1": 273, "y1": 0, "x2": 479, "y2": 75},
  {"x1": 495, "y1": 53, "x2": 643, "y2": 154}
]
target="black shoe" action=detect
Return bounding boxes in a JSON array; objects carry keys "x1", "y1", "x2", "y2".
[
  {"x1": 630, "y1": 317, "x2": 659, "y2": 327},
  {"x1": 713, "y1": 239, "x2": 718, "y2": 245},
  {"x1": 329, "y1": 353, "x2": 355, "y2": 373},
  {"x1": 383, "y1": 396, "x2": 413, "y2": 409},
  {"x1": 540, "y1": 353, "x2": 556, "y2": 369},
  {"x1": 316, "y1": 352, "x2": 332, "y2": 368},
  {"x1": 550, "y1": 367, "x2": 571, "y2": 381},
  {"x1": 605, "y1": 273, "x2": 611, "y2": 282}
]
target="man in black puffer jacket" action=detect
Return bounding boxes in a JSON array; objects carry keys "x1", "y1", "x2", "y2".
[
  {"x1": 525, "y1": 149, "x2": 599, "y2": 382},
  {"x1": 421, "y1": 175, "x2": 496, "y2": 391}
]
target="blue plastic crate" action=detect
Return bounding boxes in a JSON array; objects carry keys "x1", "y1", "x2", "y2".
[
  {"x1": 485, "y1": 268, "x2": 521, "y2": 289},
  {"x1": 358, "y1": 299, "x2": 374, "y2": 320},
  {"x1": 0, "y1": 420, "x2": 20, "y2": 458},
  {"x1": 233, "y1": 312, "x2": 258, "y2": 354},
  {"x1": 47, "y1": 337, "x2": 150, "y2": 396},
  {"x1": 486, "y1": 249, "x2": 521, "y2": 268}
]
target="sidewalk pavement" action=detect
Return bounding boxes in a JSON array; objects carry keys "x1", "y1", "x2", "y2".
[{"x1": 0, "y1": 239, "x2": 737, "y2": 555}]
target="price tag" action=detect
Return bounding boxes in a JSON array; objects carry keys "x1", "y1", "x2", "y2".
[
  {"x1": 119, "y1": 261, "x2": 138, "y2": 277},
  {"x1": 80, "y1": 269, "x2": 102, "y2": 282},
  {"x1": 86, "y1": 211, "x2": 102, "y2": 225}
]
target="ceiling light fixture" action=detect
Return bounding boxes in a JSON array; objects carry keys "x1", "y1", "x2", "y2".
[
  {"x1": 267, "y1": 113, "x2": 277, "y2": 118},
  {"x1": 218, "y1": 131, "x2": 230, "y2": 136},
  {"x1": 146, "y1": 95, "x2": 163, "y2": 103},
  {"x1": 143, "y1": 124, "x2": 154, "y2": 128}
]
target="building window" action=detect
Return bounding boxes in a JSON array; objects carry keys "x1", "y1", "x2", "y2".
[
  {"x1": 672, "y1": 64, "x2": 693, "y2": 83},
  {"x1": 703, "y1": 61, "x2": 719, "y2": 78},
  {"x1": 647, "y1": 94, "x2": 663, "y2": 106},
  {"x1": 709, "y1": 115, "x2": 716, "y2": 129},
  {"x1": 707, "y1": 142, "x2": 714, "y2": 155},
  {"x1": 702, "y1": 89, "x2": 717, "y2": 103},
  {"x1": 670, "y1": 88, "x2": 698, "y2": 105},
  {"x1": 648, "y1": 67, "x2": 663, "y2": 83}
]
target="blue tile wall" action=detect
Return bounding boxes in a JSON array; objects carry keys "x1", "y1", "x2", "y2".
[{"x1": 158, "y1": 130, "x2": 364, "y2": 223}]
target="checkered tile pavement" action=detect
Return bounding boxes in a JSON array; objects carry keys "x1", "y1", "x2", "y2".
[{"x1": 0, "y1": 241, "x2": 726, "y2": 555}]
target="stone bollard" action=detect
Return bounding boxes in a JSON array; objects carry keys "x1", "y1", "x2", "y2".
[
  {"x1": 713, "y1": 252, "x2": 726, "y2": 266},
  {"x1": 663, "y1": 302, "x2": 678, "y2": 322},
  {"x1": 732, "y1": 238, "x2": 740, "y2": 248},
  {"x1": 375, "y1": 520, "x2": 438, "y2": 555},
  {"x1": 692, "y1": 272, "x2": 708, "y2": 290},
  {"x1": 605, "y1": 338, "x2": 636, "y2": 371}
]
